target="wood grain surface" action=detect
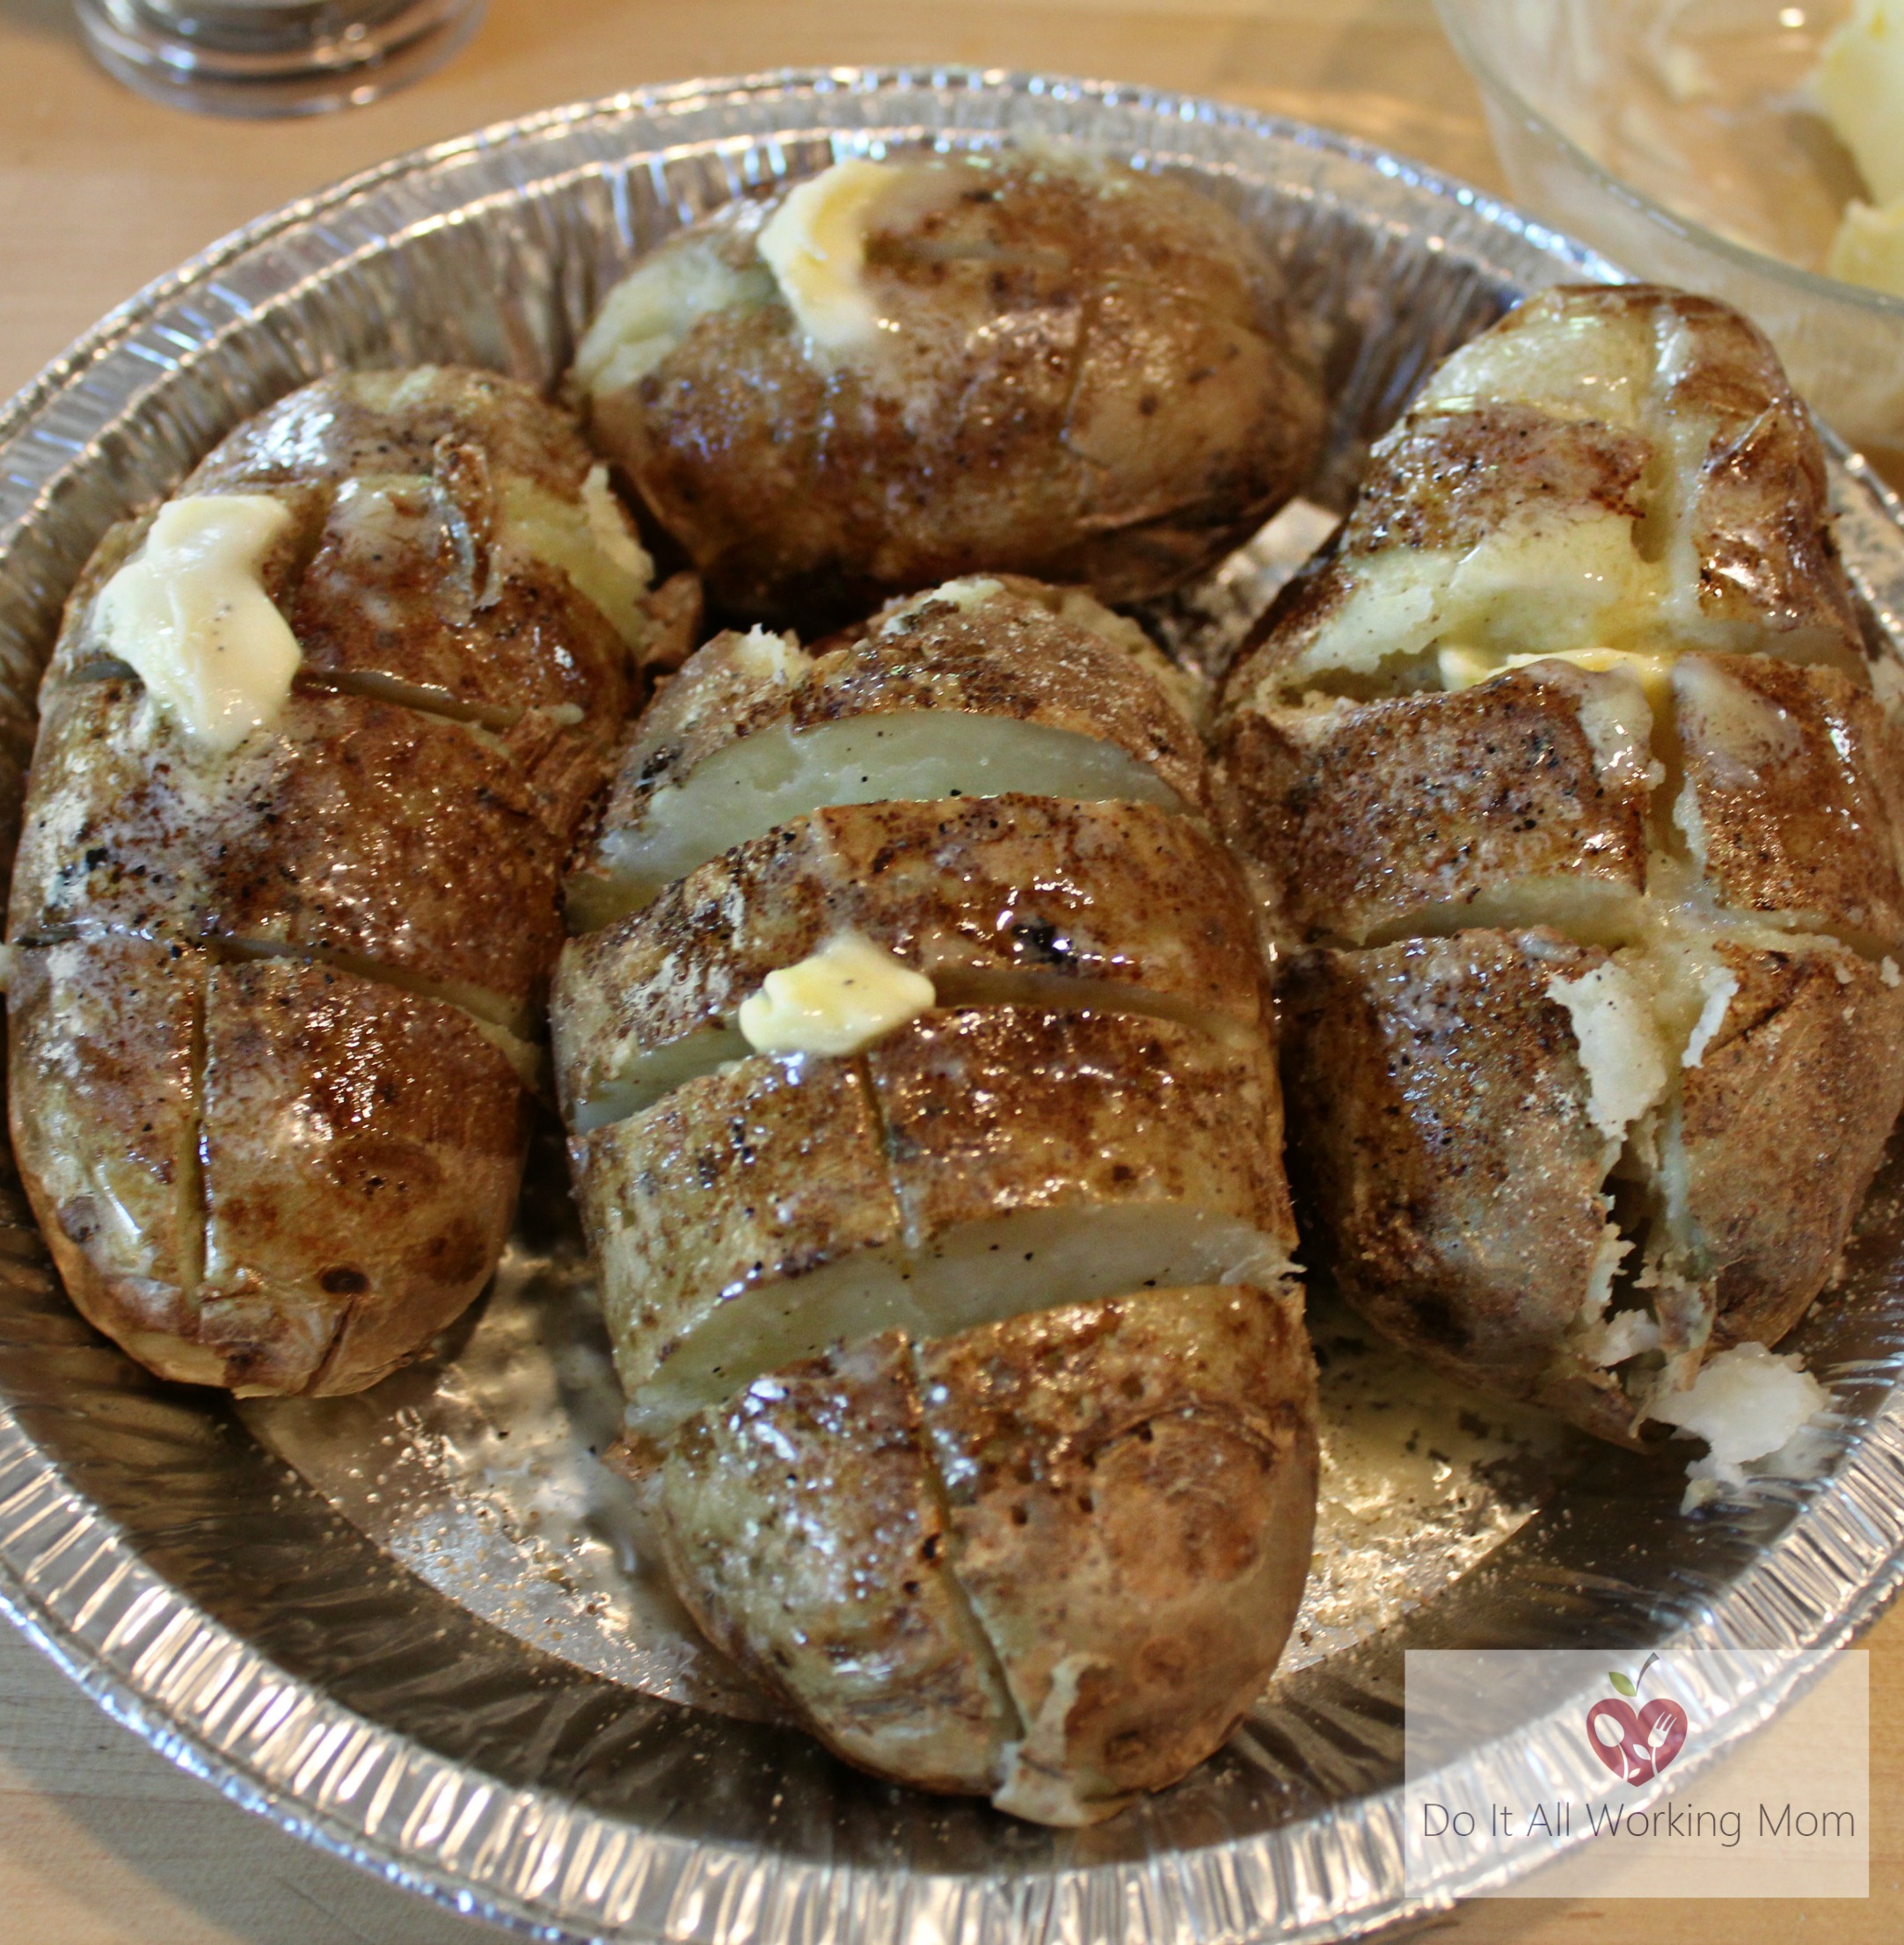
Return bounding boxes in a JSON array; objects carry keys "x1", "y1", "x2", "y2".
[{"x1": 2, "y1": 3, "x2": 1899, "y2": 1941}]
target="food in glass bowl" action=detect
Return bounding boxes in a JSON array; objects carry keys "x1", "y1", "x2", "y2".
[{"x1": 1435, "y1": 0, "x2": 1904, "y2": 484}]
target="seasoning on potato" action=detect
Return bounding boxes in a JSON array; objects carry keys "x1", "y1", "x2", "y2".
[
  {"x1": 571, "y1": 149, "x2": 1327, "y2": 625},
  {"x1": 556, "y1": 575, "x2": 1318, "y2": 1823},
  {"x1": 7, "y1": 368, "x2": 656, "y2": 1397},
  {"x1": 1215, "y1": 284, "x2": 1904, "y2": 1499}
]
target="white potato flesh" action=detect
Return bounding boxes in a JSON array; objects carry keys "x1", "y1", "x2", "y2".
[
  {"x1": 594, "y1": 712, "x2": 1187, "y2": 912},
  {"x1": 626, "y1": 1205, "x2": 1289, "y2": 1437}
]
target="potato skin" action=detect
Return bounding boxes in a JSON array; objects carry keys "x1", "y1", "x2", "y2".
[
  {"x1": 1683, "y1": 943, "x2": 1904, "y2": 1352},
  {"x1": 657, "y1": 1286, "x2": 1318, "y2": 1824},
  {"x1": 557, "y1": 569, "x2": 1314, "y2": 1818},
  {"x1": 11, "y1": 367, "x2": 640, "y2": 1395},
  {"x1": 1674, "y1": 655, "x2": 1904, "y2": 951},
  {"x1": 655, "y1": 1332, "x2": 1018, "y2": 1796},
  {"x1": 1216, "y1": 662, "x2": 1652, "y2": 947},
  {"x1": 12, "y1": 681, "x2": 564, "y2": 1027},
  {"x1": 587, "y1": 576, "x2": 1209, "y2": 855},
  {"x1": 579, "y1": 152, "x2": 1324, "y2": 624},
  {"x1": 1277, "y1": 930, "x2": 1633, "y2": 1438}
]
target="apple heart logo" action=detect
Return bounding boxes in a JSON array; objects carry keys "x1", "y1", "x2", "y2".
[{"x1": 1586, "y1": 1696, "x2": 1688, "y2": 1785}]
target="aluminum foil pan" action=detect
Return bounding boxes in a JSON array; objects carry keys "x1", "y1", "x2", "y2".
[{"x1": 4, "y1": 66, "x2": 1904, "y2": 1945}]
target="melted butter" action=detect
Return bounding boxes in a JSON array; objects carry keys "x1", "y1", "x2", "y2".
[
  {"x1": 736, "y1": 931, "x2": 935, "y2": 1057},
  {"x1": 93, "y1": 493, "x2": 302, "y2": 756},
  {"x1": 757, "y1": 159, "x2": 902, "y2": 355},
  {"x1": 1438, "y1": 644, "x2": 1681, "y2": 718},
  {"x1": 1295, "y1": 510, "x2": 1665, "y2": 690},
  {"x1": 497, "y1": 467, "x2": 652, "y2": 651}
]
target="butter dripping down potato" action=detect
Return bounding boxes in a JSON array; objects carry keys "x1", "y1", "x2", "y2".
[
  {"x1": 562, "y1": 577, "x2": 1317, "y2": 1822},
  {"x1": 8, "y1": 368, "x2": 654, "y2": 1395},
  {"x1": 572, "y1": 150, "x2": 1325, "y2": 625},
  {"x1": 1216, "y1": 286, "x2": 1904, "y2": 1479}
]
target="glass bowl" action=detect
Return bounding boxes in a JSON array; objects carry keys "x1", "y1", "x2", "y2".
[{"x1": 1434, "y1": 0, "x2": 1904, "y2": 484}]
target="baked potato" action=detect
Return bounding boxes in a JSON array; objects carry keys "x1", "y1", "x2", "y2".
[
  {"x1": 561, "y1": 575, "x2": 1317, "y2": 1821},
  {"x1": 7, "y1": 367, "x2": 654, "y2": 1395},
  {"x1": 571, "y1": 149, "x2": 1326, "y2": 624},
  {"x1": 1215, "y1": 285, "x2": 1904, "y2": 1475}
]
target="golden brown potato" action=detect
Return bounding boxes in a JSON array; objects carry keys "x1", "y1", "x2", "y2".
[
  {"x1": 567, "y1": 576, "x2": 1209, "y2": 925},
  {"x1": 655, "y1": 1285, "x2": 1317, "y2": 1825},
  {"x1": 552, "y1": 793, "x2": 1265, "y2": 1128},
  {"x1": 572, "y1": 150, "x2": 1324, "y2": 624},
  {"x1": 557, "y1": 573, "x2": 1317, "y2": 1818},
  {"x1": 1216, "y1": 659, "x2": 1653, "y2": 949},
  {"x1": 9, "y1": 940, "x2": 530, "y2": 1395},
  {"x1": 9, "y1": 367, "x2": 649, "y2": 1395},
  {"x1": 1277, "y1": 929, "x2": 1638, "y2": 1443},
  {"x1": 1217, "y1": 284, "x2": 1904, "y2": 1462},
  {"x1": 13, "y1": 679, "x2": 565, "y2": 1031},
  {"x1": 575, "y1": 1008, "x2": 1295, "y2": 1435}
]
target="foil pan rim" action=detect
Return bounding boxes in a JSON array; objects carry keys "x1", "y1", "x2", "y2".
[
  {"x1": 1, "y1": 65, "x2": 1902, "y2": 1945},
  {"x1": 0, "y1": 63, "x2": 1621, "y2": 470}
]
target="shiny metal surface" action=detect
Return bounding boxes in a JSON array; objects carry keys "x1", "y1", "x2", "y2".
[{"x1": 3, "y1": 67, "x2": 1904, "y2": 1945}]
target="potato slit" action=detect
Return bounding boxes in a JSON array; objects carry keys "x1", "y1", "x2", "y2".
[
  {"x1": 590, "y1": 713, "x2": 1191, "y2": 917},
  {"x1": 573, "y1": 978, "x2": 1257, "y2": 1132},
  {"x1": 295, "y1": 667, "x2": 522, "y2": 734},
  {"x1": 179, "y1": 957, "x2": 209, "y2": 1306},
  {"x1": 904, "y1": 1337, "x2": 1027, "y2": 1752}
]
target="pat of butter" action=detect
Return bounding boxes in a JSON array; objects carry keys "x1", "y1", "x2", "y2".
[
  {"x1": 1437, "y1": 644, "x2": 1678, "y2": 717},
  {"x1": 93, "y1": 494, "x2": 302, "y2": 756},
  {"x1": 1815, "y1": 0, "x2": 1904, "y2": 206},
  {"x1": 737, "y1": 931, "x2": 935, "y2": 1058},
  {"x1": 1827, "y1": 191, "x2": 1904, "y2": 299},
  {"x1": 757, "y1": 159, "x2": 899, "y2": 354}
]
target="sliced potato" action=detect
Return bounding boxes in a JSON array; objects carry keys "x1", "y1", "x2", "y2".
[
  {"x1": 1220, "y1": 283, "x2": 1904, "y2": 1455},
  {"x1": 1278, "y1": 930, "x2": 1636, "y2": 1432},
  {"x1": 553, "y1": 794, "x2": 1264, "y2": 1127},
  {"x1": 574, "y1": 1008, "x2": 1295, "y2": 1434},
  {"x1": 1673, "y1": 655, "x2": 1904, "y2": 952},
  {"x1": 655, "y1": 1332, "x2": 1018, "y2": 1796},
  {"x1": 9, "y1": 940, "x2": 529, "y2": 1395},
  {"x1": 8, "y1": 936, "x2": 208, "y2": 1374},
  {"x1": 11, "y1": 366, "x2": 644, "y2": 1397},
  {"x1": 198, "y1": 958, "x2": 531, "y2": 1396},
  {"x1": 571, "y1": 578, "x2": 1208, "y2": 922},
  {"x1": 919, "y1": 1283, "x2": 1316, "y2": 1822},
  {"x1": 1227, "y1": 285, "x2": 1865, "y2": 709},
  {"x1": 1676, "y1": 941, "x2": 1904, "y2": 1351},
  {"x1": 657, "y1": 1284, "x2": 1317, "y2": 1824},
  {"x1": 1217, "y1": 659, "x2": 1654, "y2": 947}
]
